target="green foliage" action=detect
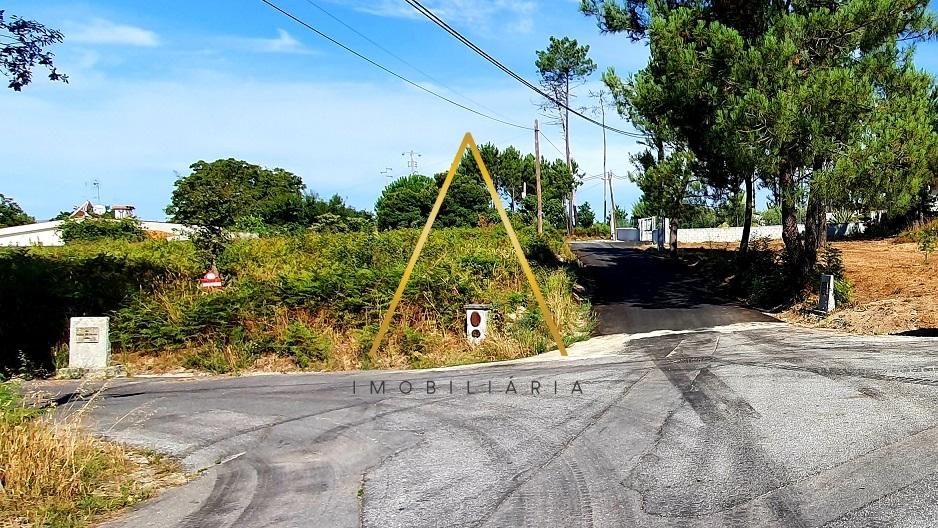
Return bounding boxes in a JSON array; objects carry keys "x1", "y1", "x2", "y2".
[
  {"x1": 832, "y1": 209, "x2": 858, "y2": 225},
  {"x1": 1, "y1": 11, "x2": 67, "y2": 91},
  {"x1": 577, "y1": 202, "x2": 596, "y2": 228},
  {"x1": 166, "y1": 159, "x2": 306, "y2": 259},
  {"x1": 592, "y1": 0, "x2": 938, "y2": 277},
  {"x1": 435, "y1": 167, "x2": 490, "y2": 228},
  {"x1": 834, "y1": 279, "x2": 854, "y2": 307},
  {"x1": 58, "y1": 218, "x2": 147, "y2": 243},
  {"x1": 536, "y1": 36, "x2": 597, "y2": 105},
  {"x1": 0, "y1": 240, "x2": 202, "y2": 373},
  {"x1": 918, "y1": 225, "x2": 937, "y2": 263},
  {"x1": 0, "y1": 226, "x2": 583, "y2": 375},
  {"x1": 282, "y1": 322, "x2": 331, "y2": 368},
  {"x1": 0, "y1": 194, "x2": 34, "y2": 227},
  {"x1": 759, "y1": 206, "x2": 781, "y2": 226},
  {"x1": 374, "y1": 174, "x2": 436, "y2": 230},
  {"x1": 167, "y1": 159, "x2": 305, "y2": 228}
]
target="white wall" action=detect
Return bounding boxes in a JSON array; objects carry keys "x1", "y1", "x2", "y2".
[
  {"x1": 615, "y1": 228, "x2": 640, "y2": 242},
  {"x1": 0, "y1": 221, "x2": 64, "y2": 246},
  {"x1": 676, "y1": 225, "x2": 788, "y2": 244},
  {"x1": 0, "y1": 220, "x2": 192, "y2": 247}
]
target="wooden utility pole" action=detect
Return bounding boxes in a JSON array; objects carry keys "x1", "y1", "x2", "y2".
[
  {"x1": 599, "y1": 90, "x2": 609, "y2": 239},
  {"x1": 565, "y1": 78, "x2": 574, "y2": 235},
  {"x1": 608, "y1": 171, "x2": 617, "y2": 240},
  {"x1": 535, "y1": 119, "x2": 543, "y2": 234}
]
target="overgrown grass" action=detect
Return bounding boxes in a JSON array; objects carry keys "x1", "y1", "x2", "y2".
[
  {"x1": 0, "y1": 382, "x2": 182, "y2": 527},
  {"x1": 1, "y1": 226, "x2": 592, "y2": 375}
]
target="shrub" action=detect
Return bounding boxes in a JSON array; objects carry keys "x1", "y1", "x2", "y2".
[
  {"x1": 834, "y1": 278, "x2": 854, "y2": 306},
  {"x1": 918, "y1": 226, "x2": 937, "y2": 262},
  {"x1": 58, "y1": 218, "x2": 147, "y2": 243},
  {"x1": 282, "y1": 321, "x2": 331, "y2": 368}
]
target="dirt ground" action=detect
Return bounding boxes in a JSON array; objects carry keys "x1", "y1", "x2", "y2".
[{"x1": 779, "y1": 239, "x2": 938, "y2": 335}]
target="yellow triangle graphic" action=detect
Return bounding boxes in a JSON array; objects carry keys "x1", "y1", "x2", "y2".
[{"x1": 369, "y1": 132, "x2": 568, "y2": 358}]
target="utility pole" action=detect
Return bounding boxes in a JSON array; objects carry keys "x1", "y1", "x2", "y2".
[
  {"x1": 402, "y1": 151, "x2": 421, "y2": 175},
  {"x1": 599, "y1": 90, "x2": 608, "y2": 236},
  {"x1": 534, "y1": 119, "x2": 543, "y2": 235},
  {"x1": 565, "y1": 77, "x2": 574, "y2": 236},
  {"x1": 608, "y1": 171, "x2": 617, "y2": 240}
]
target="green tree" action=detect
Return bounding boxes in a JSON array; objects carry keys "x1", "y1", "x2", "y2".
[
  {"x1": 536, "y1": 36, "x2": 597, "y2": 232},
  {"x1": 298, "y1": 193, "x2": 373, "y2": 232},
  {"x1": 0, "y1": 194, "x2": 34, "y2": 227},
  {"x1": 374, "y1": 174, "x2": 436, "y2": 230},
  {"x1": 588, "y1": 0, "x2": 938, "y2": 278},
  {"x1": 166, "y1": 159, "x2": 305, "y2": 258},
  {"x1": 1, "y1": 11, "x2": 67, "y2": 91},
  {"x1": 630, "y1": 148, "x2": 705, "y2": 256},
  {"x1": 577, "y1": 201, "x2": 596, "y2": 228}
]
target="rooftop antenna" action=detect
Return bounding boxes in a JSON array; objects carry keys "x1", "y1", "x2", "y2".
[{"x1": 381, "y1": 167, "x2": 394, "y2": 178}]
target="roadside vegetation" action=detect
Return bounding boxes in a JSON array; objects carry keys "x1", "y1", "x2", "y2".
[
  {"x1": 0, "y1": 382, "x2": 185, "y2": 527},
  {"x1": 0, "y1": 226, "x2": 592, "y2": 376}
]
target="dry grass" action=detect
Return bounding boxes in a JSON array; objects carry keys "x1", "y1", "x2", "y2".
[
  {"x1": 779, "y1": 239, "x2": 938, "y2": 334},
  {"x1": 681, "y1": 237, "x2": 938, "y2": 335},
  {"x1": 0, "y1": 383, "x2": 186, "y2": 527}
]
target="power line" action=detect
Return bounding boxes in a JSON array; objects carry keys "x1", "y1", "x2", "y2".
[
  {"x1": 298, "y1": 0, "x2": 513, "y2": 123},
  {"x1": 402, "y1": 0, "x2": 647, "y2": 139},
  {"x1": 259, "y1": 0, "x2": 531, "y2": 130},
  {"x1": 538, "y1": 131, "x2": 565, "y2": 158}
]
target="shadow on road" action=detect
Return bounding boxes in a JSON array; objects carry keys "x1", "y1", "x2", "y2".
[{"x1": 571, "y1": 242, "x2": 777, "y2": 336}]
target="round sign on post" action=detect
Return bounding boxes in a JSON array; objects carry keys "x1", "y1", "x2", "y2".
[
  {"x1": 200, "y1": 267, "x2": 224, "y2": 290},
  {"x1": 464, "y1": 304, "x2": 491, "y2": 346}
]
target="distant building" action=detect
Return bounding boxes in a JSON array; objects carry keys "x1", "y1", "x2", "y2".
[
  {"x1": 0, "y1": 201, "x2": 190, "y2": 246},
  {"x1": 69, "y1": 200, "x2": 100, "y2": 219},
  {"x1": 111, "y1": 205, "x2": 136, "y2": 219}
]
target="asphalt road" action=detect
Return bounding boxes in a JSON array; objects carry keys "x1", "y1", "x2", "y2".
[
  {"x1": 38, "y1": 243, "x2": 938, "y2": 527},
  {"x1": 570, "y1": 241, "x2": 777, "y2": 335}
]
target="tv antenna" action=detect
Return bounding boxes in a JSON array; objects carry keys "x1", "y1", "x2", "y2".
[{"x1": 381, "y1": 167, "x2": 394, "y2": 178}]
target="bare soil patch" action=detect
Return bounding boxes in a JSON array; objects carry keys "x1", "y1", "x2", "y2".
[{"x1": 779, "y1": 239, "x2": 938, "y2": 335}]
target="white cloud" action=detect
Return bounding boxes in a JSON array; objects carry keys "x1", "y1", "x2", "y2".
[
  {"x1": 238, "y1": 29, "x2": 314, "y2": 54},
  {"x1": 67, "y1": 18, "x2": 160, "y2": 47}
]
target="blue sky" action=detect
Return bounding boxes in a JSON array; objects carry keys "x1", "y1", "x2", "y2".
[{"x1": 3, "y1": 1, "x2": 937, "y2": 222}]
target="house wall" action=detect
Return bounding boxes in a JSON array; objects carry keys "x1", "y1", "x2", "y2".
[
  {"x1": 0, "y1": 221, "x2": 64, "y2": 246},
  {"x1": 0, "y1": 220, "x2": 193, "y2": 246}
]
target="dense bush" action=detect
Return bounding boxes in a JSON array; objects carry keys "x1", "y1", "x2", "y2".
[
  {"x1": 1, "y1": 227, "x2": 588, "y2": 375},
  {"x1": 0, "y1": 240, "x2": 201, "y2": 373},
  {"x1": 58, "y1": 218, "x2": 148, "y2": 243}
]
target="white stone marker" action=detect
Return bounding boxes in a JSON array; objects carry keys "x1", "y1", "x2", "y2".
[
  {"x1": 69, "y1": 317, "x2": 111, "y2": 369},
  {"x1": 818, "y1": 274, "x2": 836, "y2": 314}
]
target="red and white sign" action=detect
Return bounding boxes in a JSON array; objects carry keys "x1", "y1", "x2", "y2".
[{"x1": 199, "y1": 268, "x2": 223, "y2": 290}]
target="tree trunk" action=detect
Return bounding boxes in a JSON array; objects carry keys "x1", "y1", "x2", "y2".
[
  {"x1": 803, "y1": 192, "x2": 821, "y2": 277},
  {"x1": 739, "y1": 172, "x2": 755, "y2": 259},
  {"x1": 778, "y1": 162, "x2": 801, "y2": 275}
]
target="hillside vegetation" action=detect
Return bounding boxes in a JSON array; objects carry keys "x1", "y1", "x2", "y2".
[{"x1": 0, "y1": 227, "x2": 591, "y2": 375}]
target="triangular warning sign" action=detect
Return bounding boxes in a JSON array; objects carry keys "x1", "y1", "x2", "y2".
[{"x1": 369, "y1": 132, "x2": 568, "y2": 358}]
